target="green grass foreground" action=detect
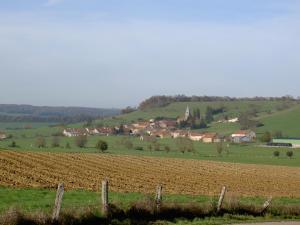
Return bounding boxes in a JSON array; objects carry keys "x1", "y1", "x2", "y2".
[{"x1": 1, "y1": 187, "x2": 300, "y2": 225}]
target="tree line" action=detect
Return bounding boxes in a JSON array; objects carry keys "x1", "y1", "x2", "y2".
[{"x1": 138, "y1": 95, "x2": 298, "y2": 110}]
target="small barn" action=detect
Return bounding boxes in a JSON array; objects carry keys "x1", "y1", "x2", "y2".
[{"x1": 272, "y1": 138, "x2": 300, "y2": 148}]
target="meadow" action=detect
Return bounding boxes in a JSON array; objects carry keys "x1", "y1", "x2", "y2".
[
  {"x1": 0, "y1": 134, "x2": 299, "y2": 167},
  {"x1": 1, "y1": 187, "x2": 300, "y2": 225}
]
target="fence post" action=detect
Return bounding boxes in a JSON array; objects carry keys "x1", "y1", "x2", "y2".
[
  {"x1": 217, "y1": 186, "x2": 227, "y2": 213},
  {"x1": 261, "y1": 196, "x2": 272, "y2": 213},
  {"x1": 52, "y1": 183, "x2": 64, "y2": 222},
  {"x1": 155, "y1": 184, "x2": 163, "y2": 212},
  {"x1": 101, "y1": 179, "x2": 109, "y2": 216}
]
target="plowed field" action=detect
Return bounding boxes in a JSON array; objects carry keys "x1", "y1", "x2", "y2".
[{"x1": 0, "y1": 151, "x2": 300, "y2": 197}]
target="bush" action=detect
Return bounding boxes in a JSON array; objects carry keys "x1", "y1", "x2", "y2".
[
  {"x1": 51, "y1": 137, "x2": 60, "y2": 148},
  {"x1": 96, "y1": 140, "x2": 108, "y2": 153},
  {"x1": 75, "y1": 135, "x2": 87, "y2": 148},
  {"x1": 273, "y1": 151, "x2": 280, "y2": 157},
  {"x1": 272, "y1": 130, "x2": 283, "y2": 139},
  {"x1": 176, "y1": 138, "x2": 194, "y2": 154},
  {"x1": 154, "y1": 143, "x2": 161, "y2": 151},
  {"x1": 120, "y1": 138, "x2": 134, "y2": 150},
  {"x1": 35, "y1": 137, "x2": 46, "y2": 148},
  {"x1": 135, "y1": 146, "x2": 143, "y2": 151},
  {"x1": 8, "y1": 141, "x2": 17, "y2": 148},
  {"x1": 65, "y1": 142, "x2": 71, "y2": 149},
  {"x1": 164, "y1": 145, "x2": 171, "y2": 153},
  {"x1": 52, "y1": 131, "x2": 63, "y2": 137},
  {"x1": 286, "y1": 150, "x2": 294, "y2": 159},
  {"x1": 216, "y1": 142, "x2": 223, "y2": 156},
  {"x1": 260, "y1": 131, "x2": 272, "y2": 143}
]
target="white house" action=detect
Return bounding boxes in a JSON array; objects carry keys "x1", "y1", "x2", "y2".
[
  {"x1": 0, "y1": 131, "x2": 7, "y2": 140},
  {"x1": 188, "y1": 132, "x2": 204, "y2": 141},
  {"x1": 63, "y1": 128, "x2": 87, "y2": 137},
  {"x1": 228, "y1": 117, "x2": 239, "y2": 123},
  {"x1": 231, "y1": 130, "x2": 256, "y2": 143},
  {"x1": 171, "y1": 130, "x2": 188, "y2": 138}
]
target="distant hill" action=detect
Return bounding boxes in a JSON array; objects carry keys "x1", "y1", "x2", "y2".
[
  {"x1": 92, "y1": 96, "x2": 300, "y2": 137},
  {"x1": 138, "y1": 95, "x2": 298, "y2": 110},
  {"x1": 0, "y1": 104, "x2": 120, "y2": 123}
]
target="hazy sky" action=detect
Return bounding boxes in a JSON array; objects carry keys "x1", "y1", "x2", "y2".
[{"x1": 0, "y1": 0, "x2": 299, "y2": 108}]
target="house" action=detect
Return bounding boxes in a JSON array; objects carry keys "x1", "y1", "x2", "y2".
[
  {"x1": 63, "y1": 128, "x2": 88, "y2": 137},
  {"x1": 158, "y1": 119, "x2": 177, "y2": 128},
  {"x1": 85, "y1": 128, "x2": 99, "y2": 135},
  {"x1": 227, "y1": 118, "x2": 239, "y2": 123},
  {"x1": 132, "y1": 121, "x2": 150, "y2": 130},
  {"x1": 188, "y1": 132, "x2": 204, "y2": 141},
  {"x1": 171, "y1": 130, "x2": 188, "y2": 138},
  {"x1": 202, "y1": 133, "x2": 218, "y2": 143},
  {"x1": 0, "y1": 131, "x2": 7, "y2": 140},
  {"x1": 151, "y1": 130, "x2": 171, "y2": 139},
  {"x1": 96, "y1": 127, "x2": 115, "y2": 136},
  {"x1": 231, "y1": 130, "x2": 256, "y2": 143}
]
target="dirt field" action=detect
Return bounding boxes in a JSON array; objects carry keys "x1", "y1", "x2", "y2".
[{"x1": 0, "y1": 151, "x2": 300, "y2": 197}]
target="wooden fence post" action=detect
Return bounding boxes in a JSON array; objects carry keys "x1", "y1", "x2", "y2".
[
  {"x1": 217, "y1": 186, "x2": 227, "y2": 213},
  {"x1": 52, "y1": 183, "x2": 64, "y2": 222},
  {"x1": 261, "y1": 196, "x2": 272, "y2": 213},
  {"x1": 101, "y1": 179, "x2": 109, "y2": 216},
  {"x1": 155, "y1": 184, "x2": 163, "y2": 212}
]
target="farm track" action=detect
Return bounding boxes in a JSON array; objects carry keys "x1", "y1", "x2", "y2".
[{"x1": 0, "y1": 151, "x2": 300, "y2": 197}]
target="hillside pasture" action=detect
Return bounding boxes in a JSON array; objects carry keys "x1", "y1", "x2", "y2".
[{"x1": 92, "y1": 100, "x2": 297, "y2": 127}]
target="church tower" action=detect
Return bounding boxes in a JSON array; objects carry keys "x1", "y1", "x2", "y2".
[{"x1": 184, "y1": 105, "x2": 190, "y2": 121}]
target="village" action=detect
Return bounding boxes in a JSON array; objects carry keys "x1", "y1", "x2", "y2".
[{"x1": 62, "y1": 106, "x2": 256, "y2": 144}]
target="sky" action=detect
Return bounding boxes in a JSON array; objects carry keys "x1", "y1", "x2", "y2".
[{"x1": 0, "y1": 0, "x2": 299, "y2": 108}]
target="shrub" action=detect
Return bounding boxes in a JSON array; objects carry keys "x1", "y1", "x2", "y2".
[
  {"x1": 135, "y1": 146, "x2": 143, "y2": 151},
  {"x1": 8, "y1": 141, "x2": 17, "y2": 148},
  {"x1": 75, "y1": 135, "x2": 87, "y2": 148},
  {"x1": 164, "y1": 145, "x2": 171, "y2": 153},
  {"x1": 286, "y1": 150, "x2": 294, "y2": 159},
  {"x1": 51, "y1": 137, "x2": 60, "y2": 148},
  {"x1": 176, "y1": 138, "x2": 194, "y2": 154},
  {"x1": 272, "y1": 130, "x2": 283, "y2": 139},
  {"x1": 96, "y1": 140, "x2": 108, "y2": 153},
  {"x1": 35, "y1": 137, "x2": 46, "y2": 148},
  {"x1": 216, "y1": 142, "x2": 223, "y2": 156},
  {"x1": 120, "y1": 138, "x2": 134, "y2": 150},
  {"x1": 65, "y1": 142, "x2": 71, "y2": 149},
  {"x1": 260, "y1": 131, "x2": 272, "y2": 143},
  {"x1": 273, "y1": 151, "x2": 280, "y2": 157},
  {"x1": 52, "y1": 131, "x2": 63, "y2": 137},
  {"x1": 154, "y1": 143, "x2": 161, "y2": 151}
]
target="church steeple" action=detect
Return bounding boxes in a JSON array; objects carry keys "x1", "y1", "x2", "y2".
[{"x1": 184, "y1": 105, "x2": 190, "y2": 121}]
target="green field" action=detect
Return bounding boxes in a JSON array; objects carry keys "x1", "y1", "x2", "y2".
[
  {"x1": 1, "y1": 187, "x2": 300, "y2": 225},
  {"x1": 0, "y1": 135, "x2": 299, "y2": 167},
  {"x1": 1, "y1": 187, "x2": 299, "y2": 214}
]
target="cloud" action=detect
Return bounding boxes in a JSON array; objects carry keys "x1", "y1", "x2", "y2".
[{"x1": 45, "y1": 0, "x2": 63, "y2": 6}]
